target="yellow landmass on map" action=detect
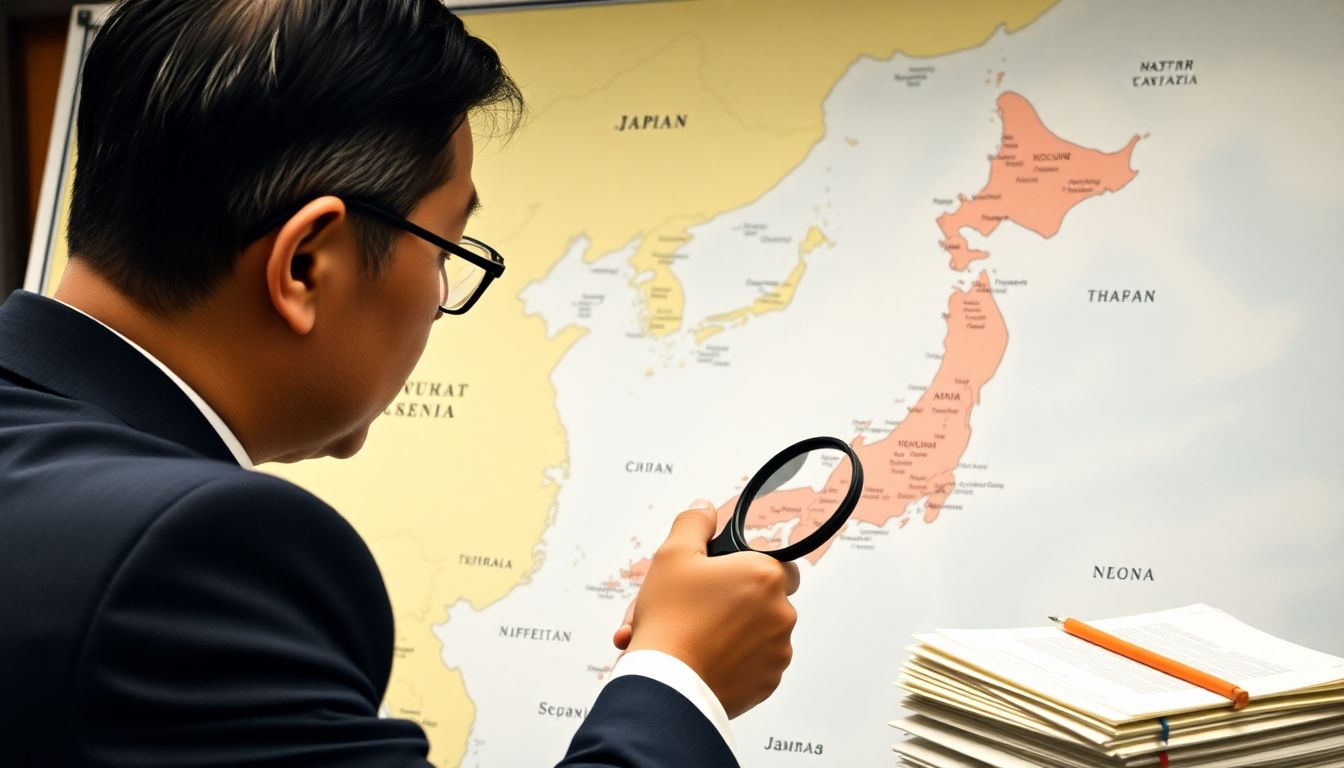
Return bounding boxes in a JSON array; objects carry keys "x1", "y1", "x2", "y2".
[
  {"x1": 268, "y1": 315, "x2": 585, "y2": 763},
  {"x1": 629, "y1": 214, "x2": 701, "y2": 336},
  {"x1": 800, "y1": 225, "x2": 834, "y2": 257},
  {"x1": 693, "y1": 324, "x2": 727, "y2": 345},
  {"x1": 756, "y1": 258, "x2": 807, "y2": 311},
  {"x1": 36, "y1": 3, "x2": 1059, "y2": 765},
  {"x1": 691, "y1": 225, "x2": 829, "y2": 343}
]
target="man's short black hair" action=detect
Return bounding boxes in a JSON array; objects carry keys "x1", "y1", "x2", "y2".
[{"x1": 68, "y1": 0, "x2": 522, "y2": 315}]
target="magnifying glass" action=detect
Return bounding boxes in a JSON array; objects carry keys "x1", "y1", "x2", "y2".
[{"x1": 707, "y1": 436, "x2": 864, "y2": 562}]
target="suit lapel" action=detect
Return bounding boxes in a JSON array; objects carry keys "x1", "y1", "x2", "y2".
[{"x1": 0, "y1": 290, "x2": 237, "y2": 464}]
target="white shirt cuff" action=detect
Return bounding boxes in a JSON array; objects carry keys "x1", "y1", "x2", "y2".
[{"x1": 607, "y1": 649, "x2": 736, "y2": 753}]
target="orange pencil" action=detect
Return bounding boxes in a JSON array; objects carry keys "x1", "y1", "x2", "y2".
[{"x1": 1049, "y1": 615, "x2": 1250, "y2": 710}]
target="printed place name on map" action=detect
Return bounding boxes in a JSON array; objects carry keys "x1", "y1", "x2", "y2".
[
  {"x1": 615, "y1": 113, "x2": 688, "y2": 131},
  {"x1": 459, "y1": 554, "x2": 513, "y2": 569},
  {"x1": 625, "y1": 460, "x2": 673, "y2": 474},
  {"x1": 383, "y1": 402, "x2": 454, "y2": 419},
  {"x1": 650, "y1": 250, "x2": 689, "y2": 266},
  {"x1": 382, "y1": 380, "x2": 469, "y2": 419},
  {"x1": 538, "y1": 702, "x2": 589, "y2": 720},
  {"x1": 893, "y1": 64, "x2": 936, "y2": 87},
  {"x1": 498, "y1": 626, "x2": 572, "y2": 642},
  {"x1": 953, "y1": 480, "x2": 1005, "y2": 494},
  {"x1": 763, "y1": 736, "x2": 824, "y2": 755},
  {"x1": 395, "y1": 707, "x2": 438, "y2": 729},
  {"x1": 1089, "y1": 289, "x2": 1156, "y2": 303},
  {"x1": 696, "y1": 343, "x2": 731, "y2": 368},
  {"x1": 574, "y1": 293, "x2": 605, "y2": 319},
  {"x1": 1134, "y1": 58, "x2": 1197, "y2": 87},
  {"x1": 1093, "y1": 565, "x2": 1155, "y2": 581},
  {"x1": 746, "y1": 278, "x2": 779, "y2": 288},
  {"x1": 840, "y1": 523, "x2": 893, "y2": 550}
]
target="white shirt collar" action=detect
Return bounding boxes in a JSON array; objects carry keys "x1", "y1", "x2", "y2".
[{"x1": 52, "y1": 298, "x2": 255, "y2": 470}]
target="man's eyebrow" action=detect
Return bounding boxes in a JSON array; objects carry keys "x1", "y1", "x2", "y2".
[{"x1": 465, "y1": 189, "x2": 481, "y2": 220}]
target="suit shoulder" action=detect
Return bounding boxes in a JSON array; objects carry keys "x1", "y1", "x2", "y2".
[
  {"x1": 80, "y1": 467, "x2": 396, "y2": 701},
  {"x1": 140, "y1": 468, "x2": 374, "y2": 581},
  {"x1": 164, "y1": 466, "x2": 334, "y2": 513},
  {"x1": 66, "y1": 470, "x2": 419, "y2": 766}
]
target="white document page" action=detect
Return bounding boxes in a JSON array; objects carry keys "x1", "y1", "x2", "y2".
[{"x1": 916, "y1": 604, "x2": 1344, "y2": 722}]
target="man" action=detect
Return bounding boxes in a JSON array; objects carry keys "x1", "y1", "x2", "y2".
[{"x1": 0, "y1": 1, "x2": 799, "y2": 766}]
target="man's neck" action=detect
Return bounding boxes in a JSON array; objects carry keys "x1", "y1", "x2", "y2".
[{"x1": 54, "y1": 259, "x2": 263, "y2": 460}]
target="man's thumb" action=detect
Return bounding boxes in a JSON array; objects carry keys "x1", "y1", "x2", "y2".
[{"x1": 666, "y1": 499, "x2": 717, "y2": 550}]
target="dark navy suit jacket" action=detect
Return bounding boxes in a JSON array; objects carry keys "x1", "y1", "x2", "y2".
[{"x1": 0, "y1": 291, "x2": 736, "y2": 767}]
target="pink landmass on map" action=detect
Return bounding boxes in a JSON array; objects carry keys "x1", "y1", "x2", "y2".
[
  {"x1": 620, "y1": 558, "x2": 652, "y2": 583},
  {"x1": 748, "y1": 272, "x2": 1006, "y2": 562},
  {"x1": 938, "y1": 91, "x2": 1140, "y2": 270},
  {"x1": 849, "y1": 272, "x2": 1007, "y2": 530}
]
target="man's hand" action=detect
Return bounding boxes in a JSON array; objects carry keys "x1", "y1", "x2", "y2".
[{"x1": 621, "y1": 500, "x2": 800, "y2": 719}]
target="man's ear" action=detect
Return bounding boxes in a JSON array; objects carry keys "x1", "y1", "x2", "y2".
[{"x1": 265, "y1": 196, "x2": 349, "y2": 336}]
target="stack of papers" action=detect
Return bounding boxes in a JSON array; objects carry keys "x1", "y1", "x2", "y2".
[{"x1": 891, "y1": 604, "x2": 1344, "y2": 767}]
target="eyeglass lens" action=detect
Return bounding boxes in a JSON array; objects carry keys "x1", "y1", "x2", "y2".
[{"x1": 440, "y1": 241, "x2": 490, "y2": 310}]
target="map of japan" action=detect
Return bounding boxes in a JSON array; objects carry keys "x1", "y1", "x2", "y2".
[{"x1": 614, "y1": 90, "x2": 1138, "y2": 575}]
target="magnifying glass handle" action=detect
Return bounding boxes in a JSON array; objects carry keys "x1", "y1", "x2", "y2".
[{"x1": 707, "y1": 524, "x2": 740, "y2": 557}]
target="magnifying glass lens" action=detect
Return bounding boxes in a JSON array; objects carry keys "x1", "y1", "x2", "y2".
[{"x1": 743, "y1": 447, "x2": 853, "y2": 554}]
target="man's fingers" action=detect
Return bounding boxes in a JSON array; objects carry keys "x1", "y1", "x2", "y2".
[
  {"x1": 660, "y1": 499, "x2": 717, "y2": 555},
  {"x1": 782, "y1": 561, "x2": 801, "y2": 596},
  {"x1": 746, "y1": 554, "x2": 799, "y2": 595},
  {"x1": 613, "y1": 596, "x2": 637, "y2": 650}
]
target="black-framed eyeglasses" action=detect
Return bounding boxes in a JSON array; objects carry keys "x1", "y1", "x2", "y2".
[{"x1": 342, "y1": 199, "x2": 505, "y2": 315}]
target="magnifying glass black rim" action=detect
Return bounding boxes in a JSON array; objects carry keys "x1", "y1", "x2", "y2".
[{"x1": 731, "y1": 435, "x2": 864, "y2": 562}]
